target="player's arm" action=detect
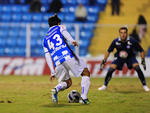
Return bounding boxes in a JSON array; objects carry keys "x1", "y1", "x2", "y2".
[
  {"x1": 134, "y1": 40, "x2": 146, "y2": 70},
  {"x1": 43, "y1": 46, "x2": 56, "y2": 80},
  {"x1": 60, "y1": 25, "x2": 78, "y2": 46},
  {"x1": 100, "y1": 40, "x2": 115, "y2": 70}
]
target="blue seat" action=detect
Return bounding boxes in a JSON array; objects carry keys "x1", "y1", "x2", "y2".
[
  {"x1": 41, "y1": 0, "x2": 49, "y2": 4},
  {"x1": 147, "y1": 48, "x2": 150, "y2": 56},
  {"x1": 68, "y1": 5, "x2": 76, "y2": 13},
  {"x1": 0, "y1": 5, "x2": 2, "y2": 13},
  {"x1": 41, "y1": 4, "x2": 49, "y2": 12},
  {"x1": 17, "y1": 38, "x2": 26, "y2": 47},
  {"x1": 80, "y1": 30, "x2": 93, "y2": 39},
  {"x1": 61, "y1": 0, "x2": 67, "y2": 5},
  {"x1": 40, "y1": 30, "x2": 46, "y2": 36},
  {"x1": 69, "y1": 30, "x2": 75, "y2": 37},
  {"x1": 80, "y1": 39, "x2": 90, "y2": 48},
  {"x1": 0, "y1": 24, "x2": 9, "y2": 30},
  {"x1": 77, "y1": 0, "x2": 88, "y2": 5},
  {"x1": 1, "y1": 13, "x2": 12, "y2": 22},
  {"x1": 57, "y1": 13, "x2": 65, "y2": 21},
  {"x1": 87, "y1": 14, "x2": 98, "y2": 22},
  {"x1": 20, "y1": 0, "x2": 26, "y2": 4},
  {"x1": 22, "y1": 13, "x2": 32, "y2": 22},
  {"x1": 97, "y1": 0, "x2": 107, "y2": 4},
  {"x1": 19, "y1": 28, "x2": 26, "y2": 37},
  {"x1": 65, "y1": 13, "x2": 75, "y2": 22},
  {"x1": 87, "y1": 6, "x2": 100, "y2": 14},
  {"x1": 37, "y1": 39, "x2": 42, "y2": 46},
  {"x1": 11, "y1": 5, "x2": 22, "y2": 13},
  {"x1": 43, "y1": 13, "x2": 53, "y2": 22},
  {"x1": 31, "y1": 47, "x2": 43, "y2": 56},
  {"x1": 4, "y1": 48, "x2": 14, "y2": 56},
  {"x1": 21, "y1": 5, "x2": 29, "y2": 13},
  {"x1": 31, "y1": 39, "x2": 37, "y2": 47},
  {"x1": 66, "y1": 0, "x2": 77, "y2": 5},
  {"x1": 62, "y1": 6, "x2": 69, "y2": 13},
  {"x1": 65, "y1": 24, "x2": 74, "y2": 31},
  {"x1": 31, "y1": 29, "x2": 40, "y2": 38},
  {"x1": 82, "y1": 24, "x2": 95, "y2": 31},
  {"x1": 8, "y1": 29, "x2": 19, "y2": 37},
  {"x1": 97, "y1": 0, "x2": 107, "y2": 11},
  {"x1": 14, "y1": 47, "x2": 25, "y2": 56},
  {"x1": 31, "y1": 38, "x2": 42, "y2": 47},
  {"x1": 79, "y1": 48, "x2": 88, "y2": 56},
  {"x1": 0, "y1": 30, "x2": 8, "y2": 37},
  {"x1": 32, "y1": 13, "x2": 43, "y2": 22},
  {"x1": 9, "y1": 0, "x2": 15, "y2": 4},
  {"x1": 0, "y1": 38, "x2": 6, "y2": 47},
  {"x1": 31, "y1": 23, "x2": 41, "y2": 30},
  {"x1": 12, "y1": 13, "x2": 22, "y2": 22},
  {"x1": 6, "y1": 38, "x2": 17, "y2": 46},
  {"x1": 1, "y1": 5, "x2": 11, "y2": 13},
  {"x1": 0, "y1": 48, "x2": 4, "y2": 56}
]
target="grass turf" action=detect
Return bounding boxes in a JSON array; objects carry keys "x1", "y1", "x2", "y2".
[{"x1": 0, "y1": 76, "x2": 150, "y2": 113}]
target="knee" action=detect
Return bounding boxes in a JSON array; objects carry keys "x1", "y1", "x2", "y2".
[
  {"x1": 134, "y1": 65, "x2": 140, "y2": 71},
  {"x1": 81, "y1": 68, "x2": 90, "y2": 77},
  {"x1": 65, "y1": 78, "x2": 72, "y2": 88},
  {"x1": 108, "y1": 67, "x2": 115, "y2": 73}
]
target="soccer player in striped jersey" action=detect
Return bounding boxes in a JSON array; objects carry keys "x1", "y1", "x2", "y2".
[
  {"x1": 98, "y1": 27, "x2": 150, "y2": 92},
  {"x1": 43, "y1": 14, "x2": 90, "y2": 104}
]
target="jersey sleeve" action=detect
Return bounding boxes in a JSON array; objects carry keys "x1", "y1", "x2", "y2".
[
  {"x1": 44, "y1": 52, "x2": 55, "y2": 76},
  {"x1": 59, "y1": 25, "x2": 75, "y2": 43},
  {"x1": 42, "y1": 39, "x2": 49, "y2": 53},
  {"x1": 107, "y1": 40, "x2": 116, "y2": 52}
]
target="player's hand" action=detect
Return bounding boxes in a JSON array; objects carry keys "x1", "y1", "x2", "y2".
[
  {"x1": 100, "y1": 59, "x2": 106, "y2": 70},
  {"x1": 72, "y1": 41, "x2": 78, "y2": 47},
  {"x1": 50, "y1": 75, "x2": 55, "y2": 81},
  {"x1": 141, "y1": 58, "x2": 146, "y2": 70}
]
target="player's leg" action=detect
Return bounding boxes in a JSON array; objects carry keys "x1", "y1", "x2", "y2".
[
  {"x1": 54, "y1": 78, "x2": 72, "y2": 92},
  {"x1": 98, "y1": 64, "x2": 116, "y2": 90},
  {"x1": 80, "y1": 68, "x2": 91, "y2": 104},
  {"x1": 51, "y1": 78, "x2": 72, "y2": 103},
  {"x1": 133, "y1": 63, "x2": 150, "y2": 91},
  {"x1": 51, "y1": 64, "x2": 71, "y2": 103},
  {"x1": 66, "y1": 58, "x2": 91, "y2": 104}
]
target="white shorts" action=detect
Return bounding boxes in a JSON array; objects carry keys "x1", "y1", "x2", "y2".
[{"x1": 55, "y1": 57, "x2": 87, "y2": 82}]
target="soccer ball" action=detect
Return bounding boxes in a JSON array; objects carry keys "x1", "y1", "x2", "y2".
[
  {"x1": 119, "y1": 51, "x2": 128, "y2": 59},
  {"x1": 68, "y1": 90, "x2": 81, "y2": 103}
]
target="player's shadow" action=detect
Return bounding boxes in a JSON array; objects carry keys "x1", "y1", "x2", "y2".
[
  {"x1": 114, "y1": 90, "x2": 144, "y2": 94},
  {"x1": 41, "y1": 103, "x2": 81, "y2": 108}
]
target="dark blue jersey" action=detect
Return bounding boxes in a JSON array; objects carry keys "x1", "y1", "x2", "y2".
[{"x1": 107, "y1": 37, "x2": 144, "y2": 58}]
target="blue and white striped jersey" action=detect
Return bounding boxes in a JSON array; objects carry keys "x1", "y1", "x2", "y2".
[{"x1": 43, "y1": 25, "x2": 74, "y2": 67}]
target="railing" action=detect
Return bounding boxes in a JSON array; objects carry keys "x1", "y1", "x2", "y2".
[{"x1": 0, "y1": 23, "x2": 150, "y2": 57}]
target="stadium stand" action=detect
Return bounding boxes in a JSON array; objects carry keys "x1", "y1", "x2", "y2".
[{"x1": 0, "y1": 0, "x2": 107, "y2": 57}]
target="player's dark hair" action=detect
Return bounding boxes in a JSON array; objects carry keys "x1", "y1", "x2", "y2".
[
  {"x1": 48, "y1": 14, "x2": 61, "y2": 27},
  {"x1": 119, "y1": 27, "x2": 128, "y2": 32}
]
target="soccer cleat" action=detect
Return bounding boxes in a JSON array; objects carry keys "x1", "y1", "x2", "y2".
[
  {"x1": 51, "y1": 88, "x2": 58, "y2": 103},
  {"x1": 98, "y1": 85, "x2": 107, "y2": 91},
  {"x1": 79, "y1": 98, "x2": 90, "y2": 104},
  {"x1": 143, "y1": 85, "x2": 150, "y2": 92}
]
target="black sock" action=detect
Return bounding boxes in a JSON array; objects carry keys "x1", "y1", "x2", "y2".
[
  {"x1": 104, "y1": 68, "x2": 115, "y2": 86},
  {"x1": 134, "y1": 66, "x2": 146, "y2": 86}
]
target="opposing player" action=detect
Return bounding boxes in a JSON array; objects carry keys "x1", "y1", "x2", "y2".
[
  {"x1": 43, "y1": 14, "x2": 90, "y2": 104},
  {"x1": 98, "y1": 27, "x2": 150, "y2": 92}
]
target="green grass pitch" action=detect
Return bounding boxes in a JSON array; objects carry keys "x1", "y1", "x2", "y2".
[{"x1": 0, "y1": 76, "x2": 150, "y2": 113}]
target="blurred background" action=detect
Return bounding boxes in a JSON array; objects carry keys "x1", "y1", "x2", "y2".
[{"x1": 0, "y1": 0, "x2": 150, "y2": 76}]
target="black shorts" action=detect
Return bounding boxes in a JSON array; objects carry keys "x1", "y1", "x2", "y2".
[{"x1": 112, "y1": 57, "x2": 138, "y2": 70}]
